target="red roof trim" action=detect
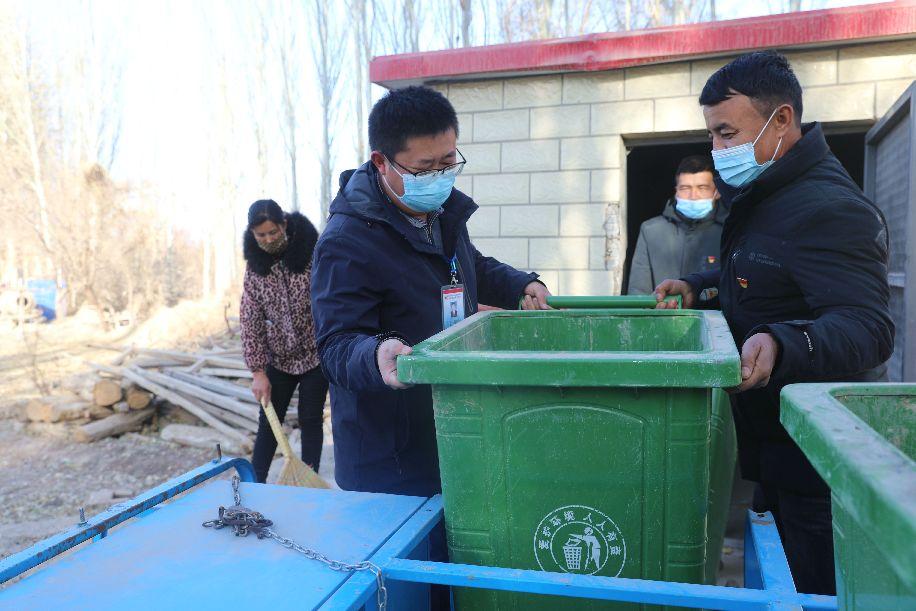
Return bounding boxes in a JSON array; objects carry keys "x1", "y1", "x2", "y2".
[{"x1": 371, "y1": 2, "x2": 916, "y2": 87}]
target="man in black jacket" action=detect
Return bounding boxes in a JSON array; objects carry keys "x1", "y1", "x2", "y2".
[{"x1": 656, "y1": 52, "x2": 893, "y2": 595}]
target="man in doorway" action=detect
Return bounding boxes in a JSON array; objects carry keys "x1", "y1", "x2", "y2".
[
  {"x1": 627, "y1": 154, "x2": 725, "y2": 305},
  {"x1": 311, "y1": 86, "x2": 550, "y2": 605},
  {"x1": 655, "y1": 51, "x2": 893, "y2": 595}
]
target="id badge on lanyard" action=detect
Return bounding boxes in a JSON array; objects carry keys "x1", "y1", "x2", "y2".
[{"x1": 441, "y1": 255, "x2": 465, "y2": 330}]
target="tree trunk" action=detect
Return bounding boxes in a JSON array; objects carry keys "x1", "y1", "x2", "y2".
[
  {"x1": 75, "y1": 407, "x2": 155, "y2": 443},
  {"x1": 351, "y1": 0, "x2": 367, "y2": 161},
  {"x1": 93, "y1": 379, "x2": 123, "y2": 407},
  {"x1": 460, "y1": 0, "x2": 472, "y2": 47},
  {"x1": 126, "y1": 386, "x2": 153, "y2": 410}
]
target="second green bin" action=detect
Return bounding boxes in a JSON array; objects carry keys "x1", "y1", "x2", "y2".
[
  {"x1": 781, "y1": 383, "x2": 916, "y2": 609},
  {"x1": 398, "y1": 309, "x2": 741, "y2": 609}
]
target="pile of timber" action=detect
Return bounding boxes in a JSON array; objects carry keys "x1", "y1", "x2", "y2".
[{"x1": 84, "y1": 344, "x2": 267, "y2": 453}]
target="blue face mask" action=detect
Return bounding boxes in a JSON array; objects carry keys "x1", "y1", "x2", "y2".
[
  {"x1": 675, "y1": 197, "x2": 715, "y2": 220},
  {"x1": 384, "y1": 166, "x2": 457, "y2": 213},
  {"x1": 712, "y1": 107, "x2": 783, "y2": 188}
]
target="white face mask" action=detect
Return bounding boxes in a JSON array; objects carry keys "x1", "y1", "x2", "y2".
[{"x1": 675, "y1": 198, "x2": 715, "y2": 220}]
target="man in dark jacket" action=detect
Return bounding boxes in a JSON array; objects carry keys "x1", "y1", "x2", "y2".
[
  {"x1": 656, "y1": 52, "x2": 893, "y2": 595},
  {"x1": 627, "y1": 155, "x2": 725, "y2": 304},
  {"x1": 311, "y1": 86, "x2": 549, "y2": 500}
]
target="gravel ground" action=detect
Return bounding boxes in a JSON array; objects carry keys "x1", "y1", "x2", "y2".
[{"x1": 0, "y1": 418, "x2": 215, "y2": 559}]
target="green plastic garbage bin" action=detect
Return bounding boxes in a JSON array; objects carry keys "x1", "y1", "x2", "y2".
[
  {"x1": 706, "y1": 388, "x2": 737, "y2": 585},
  {"x1": 781, "y1": 384, "x2": 916, "y2": 609},
  {"x1": 398, "y1": 308, "x2": 741, "y2": 609}
]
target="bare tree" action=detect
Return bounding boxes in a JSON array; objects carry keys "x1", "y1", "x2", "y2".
[
  {"x1": 349, "y1": 0, "x2": 375, "y2": 161},
  {"x1": 434, "y1": 1, "x2": 460, "y2": 49},
  {"x1": 244, "y1": 4, "x2": 274, "y2": 193},
  {"x1": 460, "y1": 0, "x2": 473, "y2": 47},
  {"x1": 309, "y1": 0, "x2": 347, "y2": 224},
  {"x1": 403, "y1": 0, "x2": 421, "y2": 52},
  {"x1": 537, "y1": 0, "x2": 554, "y2": 38},
  {"x1": 0, "y1": 15, "x2": 55, "y2": 258},
  {"x1": 256, "y1": 2, "x2": 306, "y2": 212},
  {"x1": 375, "y1": 0, "x2": 423, "y2": 55}
]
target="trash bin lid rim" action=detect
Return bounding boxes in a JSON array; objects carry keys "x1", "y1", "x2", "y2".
[
  {"x1": 399, "y1": 352, "x2": 741, "y2": 387},
  {"x1": 781, "y1": 382, "x2": 916, "y2": 587},
  {"x1": 400, "y1": 309, "x2": 740, "y2": 387}
]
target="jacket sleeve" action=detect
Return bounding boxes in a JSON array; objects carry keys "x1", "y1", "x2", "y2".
[
  {"x1": 310, "y1": 233, "x2": 391, "y2": 393},
  {"x1": 473, "y1": 245, "x2": 539, "y2": 310},
  {"x1": 682, "y1": 269, "x2": 720, "y2": 297},
  {"x1": 627, "y1": 227, "x2": 653, "y2": 295},
  {"x1": 240, "y1": 270, "x2": 269, "y2": 373},
  {"x1": 755, "y1": 201, "x2": 894, "y2": 382}
]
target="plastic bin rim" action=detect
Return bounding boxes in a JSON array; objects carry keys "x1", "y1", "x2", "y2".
[
  {"x1": 398, "y1": 309, "x2": 741, "y2": 388},
  {"x1": 780, "y1": 382, "x2": 916, "y2": 589}
]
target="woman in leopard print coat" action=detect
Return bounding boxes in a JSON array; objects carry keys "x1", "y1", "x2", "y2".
[{"x1": 240, "y1": 199, "x2": 328, "y2": 483}]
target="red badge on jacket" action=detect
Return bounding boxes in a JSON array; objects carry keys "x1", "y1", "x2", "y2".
[
  {"x1": 707, "y1": 256, "x2": 717, "y2": 264},
  {"x1": 737, "y1": 277, "x2": 748, "y2": 289}
]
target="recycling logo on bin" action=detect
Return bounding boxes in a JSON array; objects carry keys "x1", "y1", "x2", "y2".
[{"x1": 533, "y1": 505, "x2": 626, "y2": 576}]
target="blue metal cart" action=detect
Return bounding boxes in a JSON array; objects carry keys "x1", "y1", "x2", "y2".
[{"x1": 0, "y1": 458, "x2": 838, "y2": 610}]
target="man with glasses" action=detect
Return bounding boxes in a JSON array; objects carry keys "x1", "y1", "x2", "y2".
[
  {"x1": 311, "y1": 87, "x2": 549, "y2": 583},
  {"x1": 627, "y1": 155, "x2": 726, "y2": 303}
]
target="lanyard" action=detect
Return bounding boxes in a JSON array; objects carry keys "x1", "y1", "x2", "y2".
[{"x1": 449, "y1": 255, "x2": 459, "y2": 286}]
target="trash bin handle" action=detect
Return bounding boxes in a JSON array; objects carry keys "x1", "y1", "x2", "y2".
[{"x1": 545, "y1": 295, "x2": 682, "y2": 309}]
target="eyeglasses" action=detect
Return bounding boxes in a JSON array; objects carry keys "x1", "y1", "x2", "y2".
[{"x1": 387, "y1": 149, "x2": 466, "y2": 180}]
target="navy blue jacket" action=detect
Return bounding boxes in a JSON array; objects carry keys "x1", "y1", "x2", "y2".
[
  {"x1": 311, "y1": 162, "x2": 538, "y2": 496},
  {"x1": 685, "y1": 123, "x2": 893, "y2": 496}
]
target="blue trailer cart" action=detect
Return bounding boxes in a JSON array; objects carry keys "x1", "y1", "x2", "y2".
[{"x1": 0, "y1": 457, "x2": 837, "y2": 610}]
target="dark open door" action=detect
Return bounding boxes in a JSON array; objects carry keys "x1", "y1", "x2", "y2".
[{"x1": 864, "y1": 82, "x2": 916, "y2": 382}]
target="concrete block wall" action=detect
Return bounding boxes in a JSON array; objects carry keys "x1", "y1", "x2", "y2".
[{"x1": 436, "y1": 39, "x2": 916, "y2": 296}]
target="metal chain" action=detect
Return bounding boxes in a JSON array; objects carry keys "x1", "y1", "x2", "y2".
[
  {"x1": 203, "y1": 476, "x2": 387, "y2": 610},
  {"x1": 232, "y1": 476, "x2": 242, "y2": 507}
]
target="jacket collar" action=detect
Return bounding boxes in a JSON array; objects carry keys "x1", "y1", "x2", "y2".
[
  {"x1": 243, "y1": 211, "x2": 318, "y2": 277},
  {"x1": 725, "y1": 122, "x2": 828, "y2": 206},
  {"x1": 662, "y1": 197, "x2": 727, "y2": 227},
  {"x1": 330, "y1": 162, "x2": 478, "y2": 257}
]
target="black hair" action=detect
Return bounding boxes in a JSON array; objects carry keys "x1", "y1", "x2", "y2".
[
  {"x1": 247, "y1": 199, "x2": 285, "y2": 230},
  {"x1": 699, "y1": 51, "x2": 803, "y2": 124},
  {"x1": 675, "y1": 155, "x2": 714, "y2": 178},
  {"x1": 368, "y1": 86, "x2": 459, "y2": 159}
]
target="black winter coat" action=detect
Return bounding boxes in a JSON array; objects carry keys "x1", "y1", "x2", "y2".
[
  {"x1": 685, "y1": 123, "x2": 893, "y2": 496},
  {"x1": 311, "y1": 162, "x2": 538, "y2": 497}
]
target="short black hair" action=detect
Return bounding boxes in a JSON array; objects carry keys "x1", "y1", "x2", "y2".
[
  {"x1": 699, "y1": 51, "x2": 803, "y2": 124},
  {"x1": 247, "y1": 199, "x2": 284, "y2": 230},
  {"x1": 675, "y1": 155, "x2": 714, "y2": 178},
  {"x1": 368, "y1": 86, "x2": 459, "y2": 159}
]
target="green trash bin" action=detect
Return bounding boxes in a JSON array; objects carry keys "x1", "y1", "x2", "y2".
[
  {"x1": 398, "y1": 308, "x2": 741, "y2": 609},
  {"x1": 781, "y1": 384, "x2": 916, "y2": 609},
  {"x1": 706, "y1": 388, "x2": 737, "y2": 585}
]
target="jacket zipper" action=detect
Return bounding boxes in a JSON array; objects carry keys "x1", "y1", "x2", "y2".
[{"x1": 454, "y1": 255, "x2": 473, "y2": 313}]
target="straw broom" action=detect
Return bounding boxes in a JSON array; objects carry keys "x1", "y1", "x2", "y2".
[{"x1": 261, "y1": 399, "x2": 330, "y2": 488}]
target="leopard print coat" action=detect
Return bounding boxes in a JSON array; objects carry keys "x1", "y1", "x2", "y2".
[{"x1": 240, "y1": 212, "x2": 320, "y2": 375}]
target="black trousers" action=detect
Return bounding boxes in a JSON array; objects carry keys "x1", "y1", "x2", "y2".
[
  {"x1": 251, "y1": 365, "x2": 329, "y2": 483},
  {"x1": 753, "y1": 484, "x2": 836, "y2": 595}
]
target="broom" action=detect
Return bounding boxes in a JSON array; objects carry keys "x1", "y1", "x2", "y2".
[{"x1": 261, "y1": 399, "x2": 330, "y2": 488}]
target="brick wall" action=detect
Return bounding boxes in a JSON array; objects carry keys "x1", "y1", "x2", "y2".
[{"x1": 435, "y1": 39, "x2": 916, "y2": 296}]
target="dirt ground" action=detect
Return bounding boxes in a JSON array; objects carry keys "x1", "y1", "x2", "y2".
[
  {"x1": 0, "y1": 420, "x2": 213, "y2": 558},
  {"x1": 0, "y1": 299, "x2": 242, "y2": 559}
]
